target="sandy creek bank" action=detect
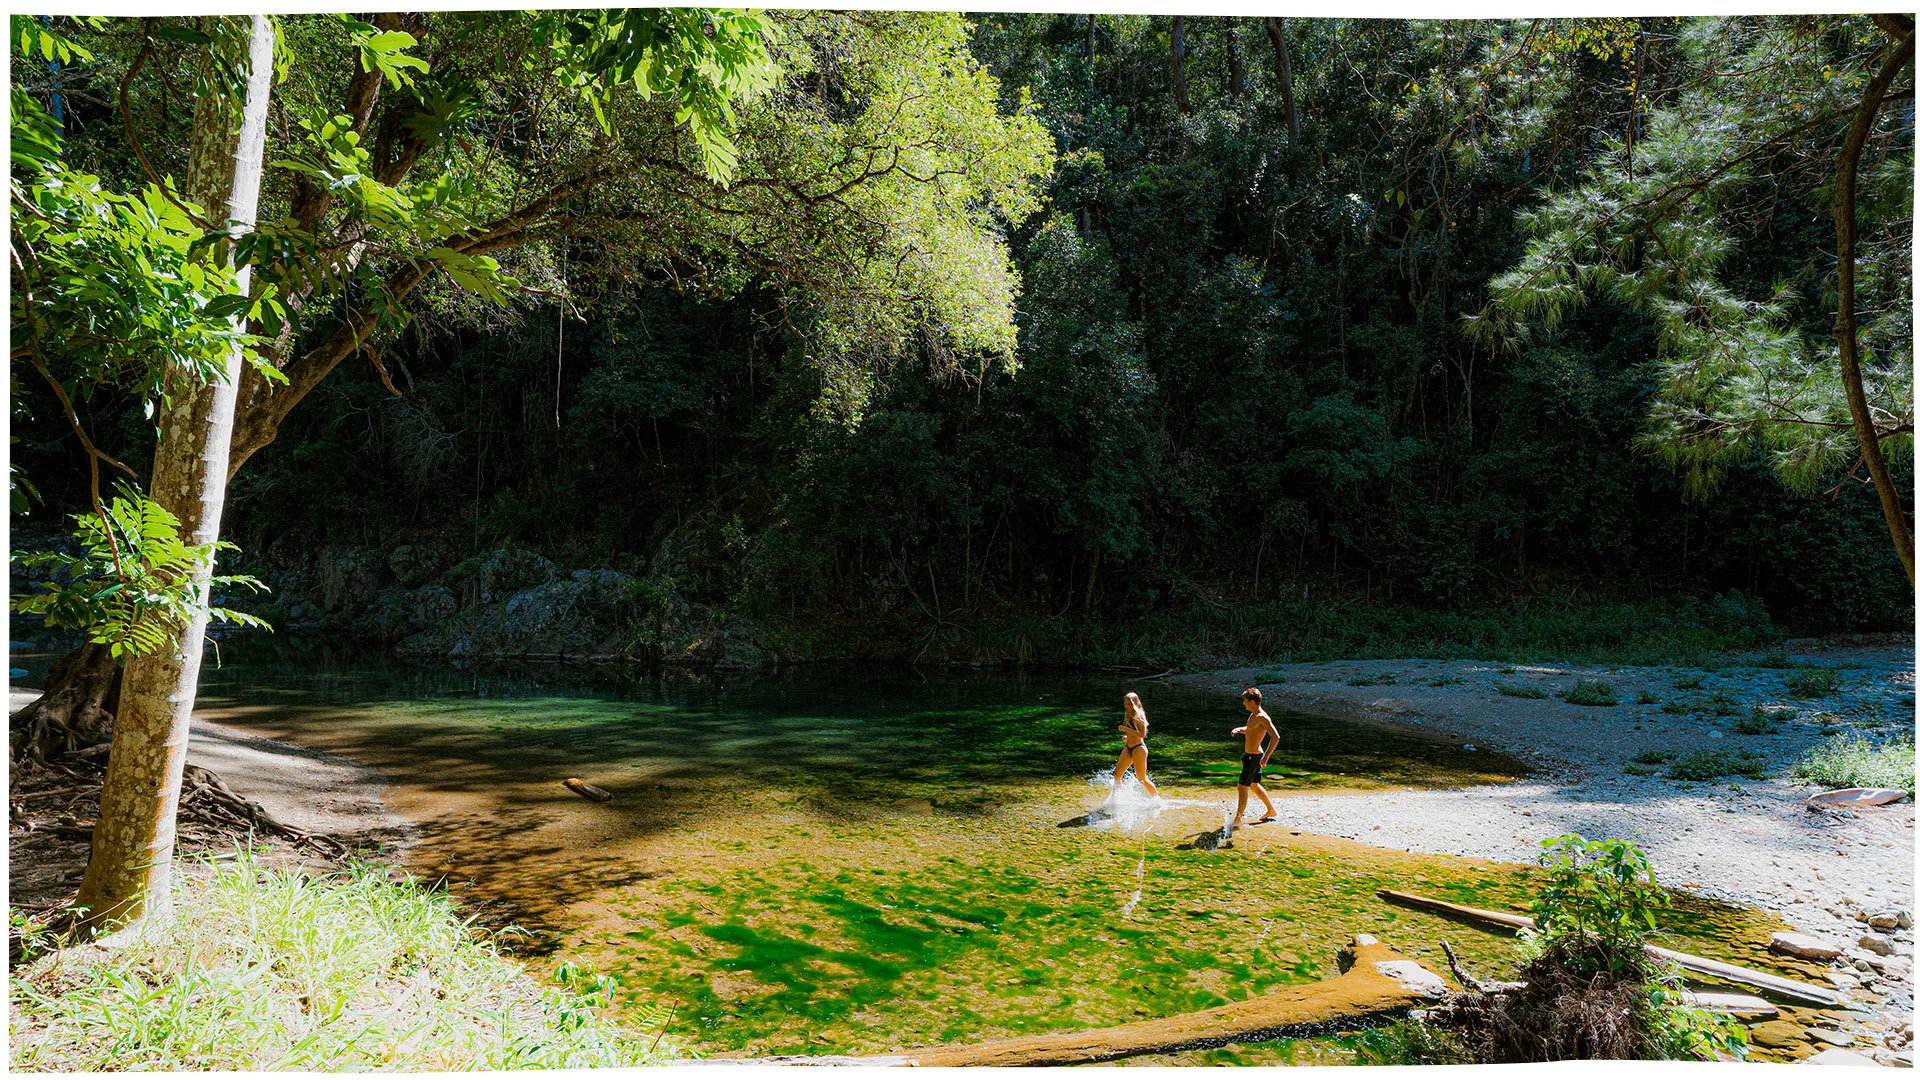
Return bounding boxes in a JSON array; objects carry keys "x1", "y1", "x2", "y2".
[
  {"x1": 7, "y1": 687, "x2": 414, "y2": 909},
  {"x1": 1180, "y1": 636, "x2": 1916, "y2": 1064}
]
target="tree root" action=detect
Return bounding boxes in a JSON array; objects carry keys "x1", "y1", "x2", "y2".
[
  {"x1": 10, "y1": 643, "x2": 121, "y2": 765},
  {"x1": 1442, "y1": 939, "x2": 1525, "y2": 995},
  {"x1": 12, "y1": 644, "x2": 350, "y2": 862},
  {"x1": 180, "y1": 764, "x2": 349, "y2": 860}
]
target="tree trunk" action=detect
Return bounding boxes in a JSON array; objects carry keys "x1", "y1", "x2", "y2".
[
  {"x1": 1083, "y1": 544, "x2": 1101, "y2": 611},
  {"x1": 1086, "y1": 13, "x2": 1096, "y2": 66},
  {"x1": 1227, "y1": 18, "x2": 1245, "y2": 98},
  {"x1": 1265, "y1": 18, "x2": 1300, "y2": 144},
  {"x1": 1170, "y1": 17, "x2": 1190, "y2": 115},
  {"x1": 76, "y1": 14, "x2": 275, "y2": 934},
  {"x1": 1833, "y1": 27, "x2": 1916, "y2": 586}
]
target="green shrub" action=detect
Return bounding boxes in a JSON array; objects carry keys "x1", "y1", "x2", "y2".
[
  {"x1": 1496, "y1": 683, "x2": 1548, "y2": 699},
  {"x1": 1757, "y1": 651, "x2": 1794, "y2": 669},
  {"x1": 1413, "y1": 835, "x2": 1748, "y2": 1063},
  {"x1": 1671, "y1": 675, "x2": 1704, "y2": 691},
  {"x1": 1429, "y1": 674, "x2": 1464, "y2": 687},
  {"x1": 1667, "y1": 749, "x2": 1767, "y2": 782},
  {"x1": 1636, "y1": 691, "x2": 1662, "y2": 705},
  {"x1": 1564, "y1": 681, "x2": 1619, "y2": 707},
  {"x1": 1623, "y1": 763, "x2": 1659, "y2": 776},
  {"x1": 1348, "y1": 673, "x2": 1395, "y2": 686},
  {"x1": 1533, "y1": 835, "x2": 1661, "y2": 955},
  {"x1": 1793, "y1": 733, "x2": 1916, "y2": 793},
  {"x1": 1660, "y1": 690, "x2": 1739, "y2": 717},
  {"x1": 9, "y1": 855, "x2": 677, "y2": 1070},
  {"x1": 1785, "y1": 667, "x2": 1841, "y2": 699},
  {"x1": 1630, "y1": 749, "x2": 1675, "y2": 765}
]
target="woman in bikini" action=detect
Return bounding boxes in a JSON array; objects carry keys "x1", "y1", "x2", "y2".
[{"x1": 1112, "y1": 691, "x2": 1159, "y2": 796}]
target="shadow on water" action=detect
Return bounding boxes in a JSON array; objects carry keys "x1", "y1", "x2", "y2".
[{"x1": 194, "y1": 636, "x2": 1528, "y2": 801}]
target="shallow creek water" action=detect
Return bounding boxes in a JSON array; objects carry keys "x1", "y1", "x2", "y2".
[{"x1": 189, "y1": 642, "x2": 1816, "y2": 1063}]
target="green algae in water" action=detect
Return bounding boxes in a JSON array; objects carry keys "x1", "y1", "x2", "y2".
[{"x1": 580, "y1": 838, "x2": 1558, "y2": 1057}]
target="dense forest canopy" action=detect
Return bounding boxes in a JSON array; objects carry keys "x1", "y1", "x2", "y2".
[{"x1": 13, "y1": 12, "x2": 1914, "y2": 670}]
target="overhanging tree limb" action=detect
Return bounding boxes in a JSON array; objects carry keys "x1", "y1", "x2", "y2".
[
  {"x1": 227, "y1": 167, "x2": 607, "y2": 474},
  {"x1": 1834, "y1": 28, "x2": 1915, "y2": 585}
]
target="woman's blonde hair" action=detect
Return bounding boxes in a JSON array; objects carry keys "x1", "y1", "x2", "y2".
[{"x1": 1124, "y1": 691, "x2": 1147, "y2": 729}]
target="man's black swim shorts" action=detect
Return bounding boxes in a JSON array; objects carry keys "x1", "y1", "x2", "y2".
[{"x1": 1238, "y1": 752, "x2": 1263, "y2": 786}]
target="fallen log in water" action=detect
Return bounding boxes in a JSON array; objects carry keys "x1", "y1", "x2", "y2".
[
  {"x1": 1377, "y1": 889, "x2": 1842, "y2": 1008},
  {"x1": 1440, "y1": 936, "x2": 1778, "y2": 1020},
  {"x1": 1682, "y1": 991, "x2": 1778, "y2": 1018},
  {"x1": 563, "y1": 777, "x2": 612, "y2": 802},
  {"x1": 876, "y1": 934, "x2": 1448, "y2": 1067}
]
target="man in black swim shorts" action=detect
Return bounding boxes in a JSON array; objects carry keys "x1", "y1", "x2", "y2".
[{"x1": 1229, "y1": 686, "x2": 1279, "y2": 828}]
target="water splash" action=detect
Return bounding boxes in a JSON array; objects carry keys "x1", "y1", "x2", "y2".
[
  {"x1": 1082, "y1": 773, "x2": 1225, "y2": 919},
  {"x1": 1083, "y1": 772, "x2": 1217, "y2": 833}
]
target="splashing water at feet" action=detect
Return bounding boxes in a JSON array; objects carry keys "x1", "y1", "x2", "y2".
[
  {"x1": 1085, "y1": 773, "x2": 1215, "y2": 835},
  {"x1": 1087, "y1": 772, "x2": 1166, "y2": 835}
]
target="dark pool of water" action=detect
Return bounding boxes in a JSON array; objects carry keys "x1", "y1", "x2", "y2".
[{"x1": 172, "y1": 635, "x2": 1524, "y2": 795}]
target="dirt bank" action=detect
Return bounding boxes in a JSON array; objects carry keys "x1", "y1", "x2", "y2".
[{"x1": 1179, "y1": 638, "x2": 1916, "y2": 1064}]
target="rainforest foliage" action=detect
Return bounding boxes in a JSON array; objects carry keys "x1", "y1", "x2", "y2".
[{"x1": 13, "y1": 14, "x2": 1914, "y2": 664}]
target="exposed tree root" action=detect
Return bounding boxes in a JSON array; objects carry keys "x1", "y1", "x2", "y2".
[
  {"x1": 179, "y1": 764, "x2": 348, "y2": 859},
  {"x1": 9, "y1": 643, "x2": 122, "y2": 765},
  {"x1": 9, "y1": 701, "x2": 353, "y2": 962}
]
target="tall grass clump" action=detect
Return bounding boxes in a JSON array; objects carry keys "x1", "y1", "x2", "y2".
[
  {"x1": 1496, "y1": 682, "x2": 1548, "y2": 699},
  {"x1": 9, "y1": 854, "x2": 679, "y2": 1071},
  {"x1": 1784, "y1": 667, "x2": 1841, "y2": 699},
  {"x1": 1666, "y1": 749, "x2": 1767, "y2": 782},
  {"x1": 1793, "y1": 733, "x2": 1916, "y2": 794},
  {"x1": 1563, "y1": 681, "x2": 1619, "y2": 707}
]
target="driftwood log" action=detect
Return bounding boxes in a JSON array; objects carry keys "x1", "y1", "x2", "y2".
[
  {"x1": 1440, "y1": 939, "x2": 1776, "y2": 1018},
  {"x1": 1378, "y1": 889, "x2": 1841, "y2": 1008},
  {"x1": 564, "y1": 778, "x2": 612, "y2": 803}
]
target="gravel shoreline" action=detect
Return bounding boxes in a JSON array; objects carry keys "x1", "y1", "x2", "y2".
[{"x1": 1179, "y1": 637, "x2": 1916, "y2": 1064}]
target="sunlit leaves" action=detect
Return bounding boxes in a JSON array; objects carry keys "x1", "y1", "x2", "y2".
[
  {"x1": 12, "y1": 160, "x2": 270, "y2": 399},
  {"x1": 424, "y1": 247, "x2": 519, "y2": 306},
  {"x1": 341, "y1": 17, "x2": 430, "y2": 91},
  {"x1": 11, "y1": 15, "x2": 100, "y2": 65},
  {"x1": 11, "y1": 485, "x2": 270, "y2": 660},
  {"x1": 535, "y1": 8, "x2": 780, "y2": 185}
]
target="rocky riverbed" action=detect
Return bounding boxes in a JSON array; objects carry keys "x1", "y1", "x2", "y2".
[{"x1": 1182, "y1": 637, "x2": 1916, "y2": 1065}]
